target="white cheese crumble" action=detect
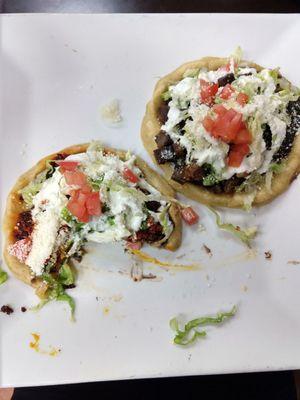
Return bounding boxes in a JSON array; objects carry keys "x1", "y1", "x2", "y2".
[
  {"x1": 100, "y1": 99, "x2": 123, "y2": 124},
  {"x1": 26, "y1": 171, "x2": 68, "y2": 275}
]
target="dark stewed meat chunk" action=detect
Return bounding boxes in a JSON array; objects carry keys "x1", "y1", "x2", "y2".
[
  {"x1": 154, "y1": 145, "x2": 176, "y2": 164},
  {"x1": 155, "y1": 131, "x2": 172, "y2": 148},
  {"x1": 263, "y1": 124, "x2": 272, "y2": 151},
  {"x1": 172, "y1": 163, "x2": 204, "y2": 183},
  {"x1": 157, "y1": 102, "x2": 170, "y2": 124},
  {"x1": 145, "y1": 201, "x2": 161, "y2": 212},
  {"x1": 217, "y1": 73, "x2": 235, "y2": 87}
]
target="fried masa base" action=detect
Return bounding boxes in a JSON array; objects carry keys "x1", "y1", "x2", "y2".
[
  {"x1": 141, "y1": 57, "x2": 300, "y2": 208},
  {"x1": 3, "y1": 144, "x2": 182, "y2": 293}
]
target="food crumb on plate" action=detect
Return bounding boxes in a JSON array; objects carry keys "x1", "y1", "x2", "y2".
[
  {"x1": 197, "y1": 224, "x2": 206, "y2": 232},
  {"x1": 1, "y1": 305, "x2": 14, "y2": 315},
  {"x1": 21, "y1": 306, "x2": 27, "y2": 312},
  {"x1": 264, "y1": 251, "x2": 272, "y2": 260},
  {"x1": 287, "y1": 260, "x2": 300, "y2": 265},
  {"x1": 202, "y1": 244, "x2": 212, "y2": 257},
  {"x1": 103, "y1": 306, "x2": 110, "y2": 315},
  {"x1": 241, "y1": 285, "x2": 248, "y2": 292},
  {"x1": 100, "y1": 99, "x2": 123, "y2": 124}
]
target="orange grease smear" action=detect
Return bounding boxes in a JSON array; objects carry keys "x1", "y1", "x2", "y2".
[
  {"x1": 29, "y1": 333, "x2": 60, "y2": 357},
  {"x1": 130, "y1": 250, "x2": 200, "y2": 271}
]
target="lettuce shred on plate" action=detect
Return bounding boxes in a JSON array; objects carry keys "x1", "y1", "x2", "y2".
[
  {"x1": 208, "y1": 207, "x2": 257, "y2": 246},
  {"x1": 0, "y1": 268, "x2": 8, "y2": 285},
  {"x1": 170, "y1": 305, "x2": 237, "y2": 346}
]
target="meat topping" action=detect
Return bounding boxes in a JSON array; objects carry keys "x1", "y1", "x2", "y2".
[
  {"x1": 1, "y1": 305, "x2": 14, "y2": 315},
  {"x1": 155, "y1": 131, "x2": 172, "y2": 148},
  {"x1": 14, "y1": 211, "x2": 33, "y2": 241},
  {"x1": 157, "y1": 102, "x2": 170, "y2": 124},
  {"x1": 217, "y1": 73, "x2": 235, "y2": 87}
]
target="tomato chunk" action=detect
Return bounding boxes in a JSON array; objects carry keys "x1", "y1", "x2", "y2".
[
  {"x1": 236, "y1": 92, "x2": 249, "y2": 106},
  {"x1": 57, "y1": 161, "x2": 79, "y2": 172},
  {"x1": 64, "y1": 170, "x2": 88, "y2": 187},
  {"x1": 181, "y1": 207, "x2": 199, "y2": 225},
  {"x1": 123, "y1": 167, "x2": 139, "y2": 183},
  {"x1": 126, "y1": 241, "x2": 142, "y2": 250},
  {"x1": 86, "y1": 192, "x2": 102, "y2": 216},
  {"x1": 204, "y1": 107, "x2": 247, "y2": 144},
  {"x1": 203, "y1": 116, "x2": 215, "y2": 133},
  {"x1": 67, "y1": 195, "x2": 88, "y2": 222},
  {"x1": 233, "y1": 128, "x2": 252, "y2": 144},
  {"x1": 227, "y1": 144, "x2": 250, "y2": 167},
  {"x1": 220, "y1": 84, "x2": 235, "y2": 100},
  {"x1": 200, "y1": 79, "x2": 219, "y2": 105},
  {"x1": 212, "y1": 104, "x2": 227, "y2": 116}
]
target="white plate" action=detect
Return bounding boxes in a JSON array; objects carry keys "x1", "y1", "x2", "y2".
[{"x1": 1, "y1": 13, "x2": 300, "y2": 387}]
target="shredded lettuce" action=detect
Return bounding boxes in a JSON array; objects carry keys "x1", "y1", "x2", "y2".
[
  {"x1": 89, "y1": 176, "x2": 104, "y2": 191},
  {"x1": 277, "y1": 88, "x2": 300, "y2": 103},
  {"x1": 230, "y1": 46, "x2": 243, "y2": 64},
  {"x1": 0, "y1": 268, "x2": 8, "y2": 285},
  {"x1": 161, "y1": 90, "x2": 171, "y2": 102},
  {"x1": 19, "y1": 162, "x2": 57, "y2": 207},
  {"x1": 32, "y1": 273, "x2": 75, "y2": 320},
  {"x1": 269, "y1": 162, "x2": 284, "y2": 174},
  {"x1": 19, "y1": 182, "x2": 42, "y2": 207},
  {"x1": 58, "y1": 264, "x2": 75, "y2": 286},
  {"x1": 159, "y1": 205, "x2": 173, "y2": 237},
  {"x1": 202, "y1": 164, "x2": 221, "y2": 187},
  {"x1": 87, "y1": 140, "x2": 103, "y2": 153},
  {"x1": 236, "y1": 172, "x2": 265, "y2": 193},
  {"x1": 208, "y1": 207, "x2": 257, "y2": 247},
  {"x1": 61, "y1": 207, "x2": 73, "y2": 223},
  {"x1": 61, "y1": 207, "x2": 85, "y2": 231},
  {"x1": 170, "y1": 305, "x2": 237, "y2": 346},
  {"x1": 106, "y1": 216, "x2": 115, "y2": 226},
  {"x1": 183, "y1": 68, "x2": 199, "y2": 78}
]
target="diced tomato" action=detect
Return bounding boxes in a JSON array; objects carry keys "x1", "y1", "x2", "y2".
[
  {"x1": 126, "y1": 241, "x2": 142, "y2": 250},
  {"x1": 233, "y1": 143, "x2": 250, "y2": 156},
  {"x1": 181, "y1": 207, "x2": 199, "y2": 225},
  {"x1": 227, "y1": 144, "x2": 250, "y2": 167},
  {"x1": 63, "y1": 170, "x2": 90, "y2": 191},
  {"x1": 203, "y1": 116, "x2": 215, "y2": 133},
  {"x1": 226, "y1": 112, "x2": 243, "y2": 138},
  {"x1": 205, "y1": 108, "x2": 246, "y2": 144},
  {"x1": 212, "y1": 104, "x2": 227, "y2": 116},
  {"x1": 67, "y1": 197, "x2": 87, "y2": 222},
  {"x1": 220, "y1": 84, "x2": 235, "y2": 100},
  {"x1": 200, "y1": 79, "x2": 219, "y2": 105},
  {"x1": 86, "y1": 192, "x2": 102, "y2": 216},
  {"x1": 233, "y1": 128, "x2": 252, "y2": 144},
  {"x1": 236, "y1": 92, "x2": 249, "y2": 106},
  {"x1": 123, "y1": 167, "x2": 139, "y2": 183},
  {"x1": 56, "y1": 161, "x2": 79, "y2": 172},
  {"x1": 212, "y1": 109, "x2": 240, "y2": 142}
]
